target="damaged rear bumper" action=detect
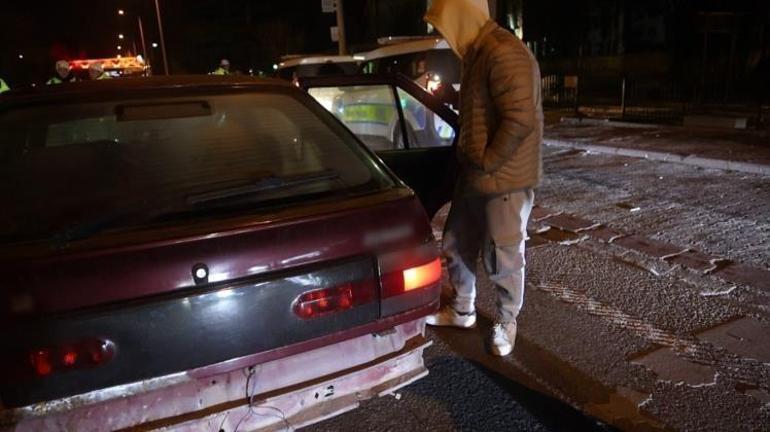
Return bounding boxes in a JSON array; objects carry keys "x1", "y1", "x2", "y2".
[{"x1": 1, "y1": 318, "x2": 430, "y2": 431}]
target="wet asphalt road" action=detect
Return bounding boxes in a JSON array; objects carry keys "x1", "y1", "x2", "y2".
[
  {"x1": 309, "y1": 143, "x2": 770, "y2": 431},
  {"x1": 309, "y1": 326, "x2": 611, "y2": 432},
  {"x1": 523, "y1": 145, "x2": 770, "y2": 431}
]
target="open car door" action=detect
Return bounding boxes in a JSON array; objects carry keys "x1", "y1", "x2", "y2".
[{"x1": 298, "y1": 74, "x2": 457, "y2": 219}]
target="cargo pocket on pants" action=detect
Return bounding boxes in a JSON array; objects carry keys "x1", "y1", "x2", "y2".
[
  {"x1": 483, "y1": 191, "x2": 529, "y2": 281},
  {"x1": 485, "y1": 241, "x2": 525, "y2": 282}
]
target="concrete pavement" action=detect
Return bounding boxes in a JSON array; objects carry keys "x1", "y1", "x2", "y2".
[{"x1": 544, "y1": 119, "x2": 770, "y2": 174}]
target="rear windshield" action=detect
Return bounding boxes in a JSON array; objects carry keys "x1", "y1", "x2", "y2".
[{"x1": 0, "y1": 90, "x2": 393, "y2": 245}]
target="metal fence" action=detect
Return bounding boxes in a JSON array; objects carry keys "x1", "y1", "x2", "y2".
[
  {"x1": 541, "y1": 74, "x2": 768, "y2": 127},
  {"x1": 541, "y1": 74, "x2": 687, "y2": 124}
]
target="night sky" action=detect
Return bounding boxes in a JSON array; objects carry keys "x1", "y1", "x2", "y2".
[
  {"x1": 2, "y1": 0, "x2": 766, "y2": 93},
  {"x1": 0, "y1": 0, "x2": 426, "y2": 86}
]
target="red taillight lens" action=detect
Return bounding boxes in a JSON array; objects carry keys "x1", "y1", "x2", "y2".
[
  {"x1": 28, "y1": 339, "x2": 115, "y2": 377},
  {"x1": 381, "y1": 257, "x2": 442, "y2": 298},
  {"x1": 293, "y1": 280, "x2": 375, "y2": 320},
  {"x1": 61, "y1": 348, "x2": 78, "y2": 366},
  {"x1": 30, "y1": 349, "x2": 53, "y2": 376}
]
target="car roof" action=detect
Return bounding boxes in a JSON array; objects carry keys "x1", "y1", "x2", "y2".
[
  {"x1": 0, "y1": 75, "x2": 294, "y2": 105},
  {"x1": 361, "y1": 37, "x2": 451, "y2": 61},
  {"x1": 278, "y1": 55, "x2": 362, "y2": 69}
]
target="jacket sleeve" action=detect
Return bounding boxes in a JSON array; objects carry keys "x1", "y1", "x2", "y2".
[{"x1": 481, "y1": 43, "x2": 536, "y2": 173}]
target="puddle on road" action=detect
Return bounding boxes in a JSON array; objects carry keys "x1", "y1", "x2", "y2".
[
  {"x1": 526, "y1": 235, "x2": 552, "y2": 249},
  {"x1": 695, "y1": 316, "x2": 770, "y2": 364},
  {"x1": 532, "y1": 228, "x2": 581, "y2": 244},
  {"x1": 583, "y1": 387, "x2": 664, "y2": 432},
  {"x1": 630, "y1": 347, "x2": 718, "y2": 388},
  {"x1": 735, "y1": 383, "x2": 770, "y2": 404},
  {"x1": 531, "y1": 207, "x2": 563, "y2": 222}
]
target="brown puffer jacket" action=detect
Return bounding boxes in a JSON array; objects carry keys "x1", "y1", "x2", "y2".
[{"x1": 457, "y1": 21, "x2": 543, "y2": 196}]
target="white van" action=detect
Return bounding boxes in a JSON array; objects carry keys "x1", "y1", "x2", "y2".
[
  {"x1": 276, "y1": 55, "x2": 362, "y2": 80},
  {"x1": 359, "y1": 37, "x2": 461, "y2": 93}
]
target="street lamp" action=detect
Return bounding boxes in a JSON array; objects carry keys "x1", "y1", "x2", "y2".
[
  {"x1": 116, "y1": 3, "x2": 167, "y2": 75},
  {"x1": 118, "y1": 33, "x2": 125, "y2": 40},
  {"x1": 117, "y1": 9, "x2": 148, "y2": 73},
  {"x1": 153, "y1": 0, "x2": 170, "y2": 75},
  {"x1": 117, "y1": 45, "x2": 122, "y2": 50}
]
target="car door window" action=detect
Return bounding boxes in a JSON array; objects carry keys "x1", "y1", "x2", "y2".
[
  {"x1": 308, "y1": 85, "x2": 403, "y2": 151},
  {"x1": 396, "y1": 88, "x2": 455, "y2": 148}
]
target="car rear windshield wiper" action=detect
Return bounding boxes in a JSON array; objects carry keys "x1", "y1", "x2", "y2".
[
  {"x1": 186, "y1": 169, "x2": 340, "y2": 206},
  {"x1": 48, "y1": 200, "x2": 189, "y2": 249},
  {"x1": 46, "y1": 170, "x2": 339, "y2": 248}
]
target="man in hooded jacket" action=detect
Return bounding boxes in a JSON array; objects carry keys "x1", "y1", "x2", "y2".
[{"x1": 424, "y1": 0, "x2": 543, "y2": 356}]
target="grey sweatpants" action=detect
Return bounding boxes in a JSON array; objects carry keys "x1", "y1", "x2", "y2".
[{"x1": 442, "y1": 189, "x2": 534, "y2": 322}]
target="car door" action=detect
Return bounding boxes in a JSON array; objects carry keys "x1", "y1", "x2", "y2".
[{"x1": 299, "y1": 74, "x2": 457, "y2": 219}]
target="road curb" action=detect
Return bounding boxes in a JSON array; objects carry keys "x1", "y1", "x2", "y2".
[
  {"x1": 559, "y1": 116, "x2": 660, "y2": 129},
  {"x1": 544, "y1": 138, "x2": 770, "y2": 175}
]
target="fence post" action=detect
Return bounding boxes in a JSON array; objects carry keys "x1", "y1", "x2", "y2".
[
  {"x1": 620, "y1": 76, "x2": 627, "y2": 120},
  {"x1": 573, "y1": 75, "x2": 581, "y2": 117},
  {"x1": 682, "y1": 81, "x2": 688, "y2": 119},
  {"x1": 754, "y1": 72, "x2": 767, "y2": 129},
  {"x1": 574, "y1": 45, "x2": 583, "y2": 118}
]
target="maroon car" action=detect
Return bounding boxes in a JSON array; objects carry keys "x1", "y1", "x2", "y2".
[{"x1": 0, "y1": 76, "x2": 448, "y2": 431}]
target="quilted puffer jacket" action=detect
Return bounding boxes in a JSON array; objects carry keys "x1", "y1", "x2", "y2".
[{"x1": 456, "y1": 21, "x2": 543, "y2": 195}]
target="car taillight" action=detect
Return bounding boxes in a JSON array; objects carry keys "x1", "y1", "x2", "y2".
[
  {"x1": 404, "y1": 259, "x2": 442, "y2": 291},
  {"x1": 28, "y1": 338, "x2": 116, "y2": 377},
  {"x1": 381, "y1": 257, "x2": 442, "y2": 298},
  {"x1": 293, "y1": 279, "x2": 376, "y2": 320}
]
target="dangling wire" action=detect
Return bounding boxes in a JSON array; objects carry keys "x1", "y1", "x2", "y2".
[{"x1": 232, "y1": 365, "x2": 293, "y2": 432}]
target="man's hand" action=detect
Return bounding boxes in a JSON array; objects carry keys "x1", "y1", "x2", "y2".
[{"x1": 433, "y1": 82, "x2": 459, "y2": 108}]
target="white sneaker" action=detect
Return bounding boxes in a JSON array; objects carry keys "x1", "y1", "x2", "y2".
[
  {"x1": 425, "y1": 305, "x2": 477, "y2": 328},
  {"x1": 489, "y1": 321, "x2": 517, "y2": 356}
]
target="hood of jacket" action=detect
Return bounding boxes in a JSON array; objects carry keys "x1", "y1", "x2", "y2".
[{"x1": 424, "y1": 0, "x2": 490, "y2": 59}]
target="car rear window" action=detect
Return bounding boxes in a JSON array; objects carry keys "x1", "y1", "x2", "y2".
[{"x1": 0, "y1": 90, "x2": 393, "y2": 245}]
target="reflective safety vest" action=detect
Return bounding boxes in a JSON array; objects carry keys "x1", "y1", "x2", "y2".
[
  {"x1": 90, "y1": 73, "x2": 111, "y2": 80},
  {"x1": 339, "y1": 103, "x2": 396, "y2": 125},
  {"x1": 212, "y1": 67, "x2": 229, "y2": 76},
  {"x1": 0, "y1": 78, "x2": 9, "y2": 94},
  {"x1": 48, "y1": 75, "x2": 77, "y2": 85}
]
